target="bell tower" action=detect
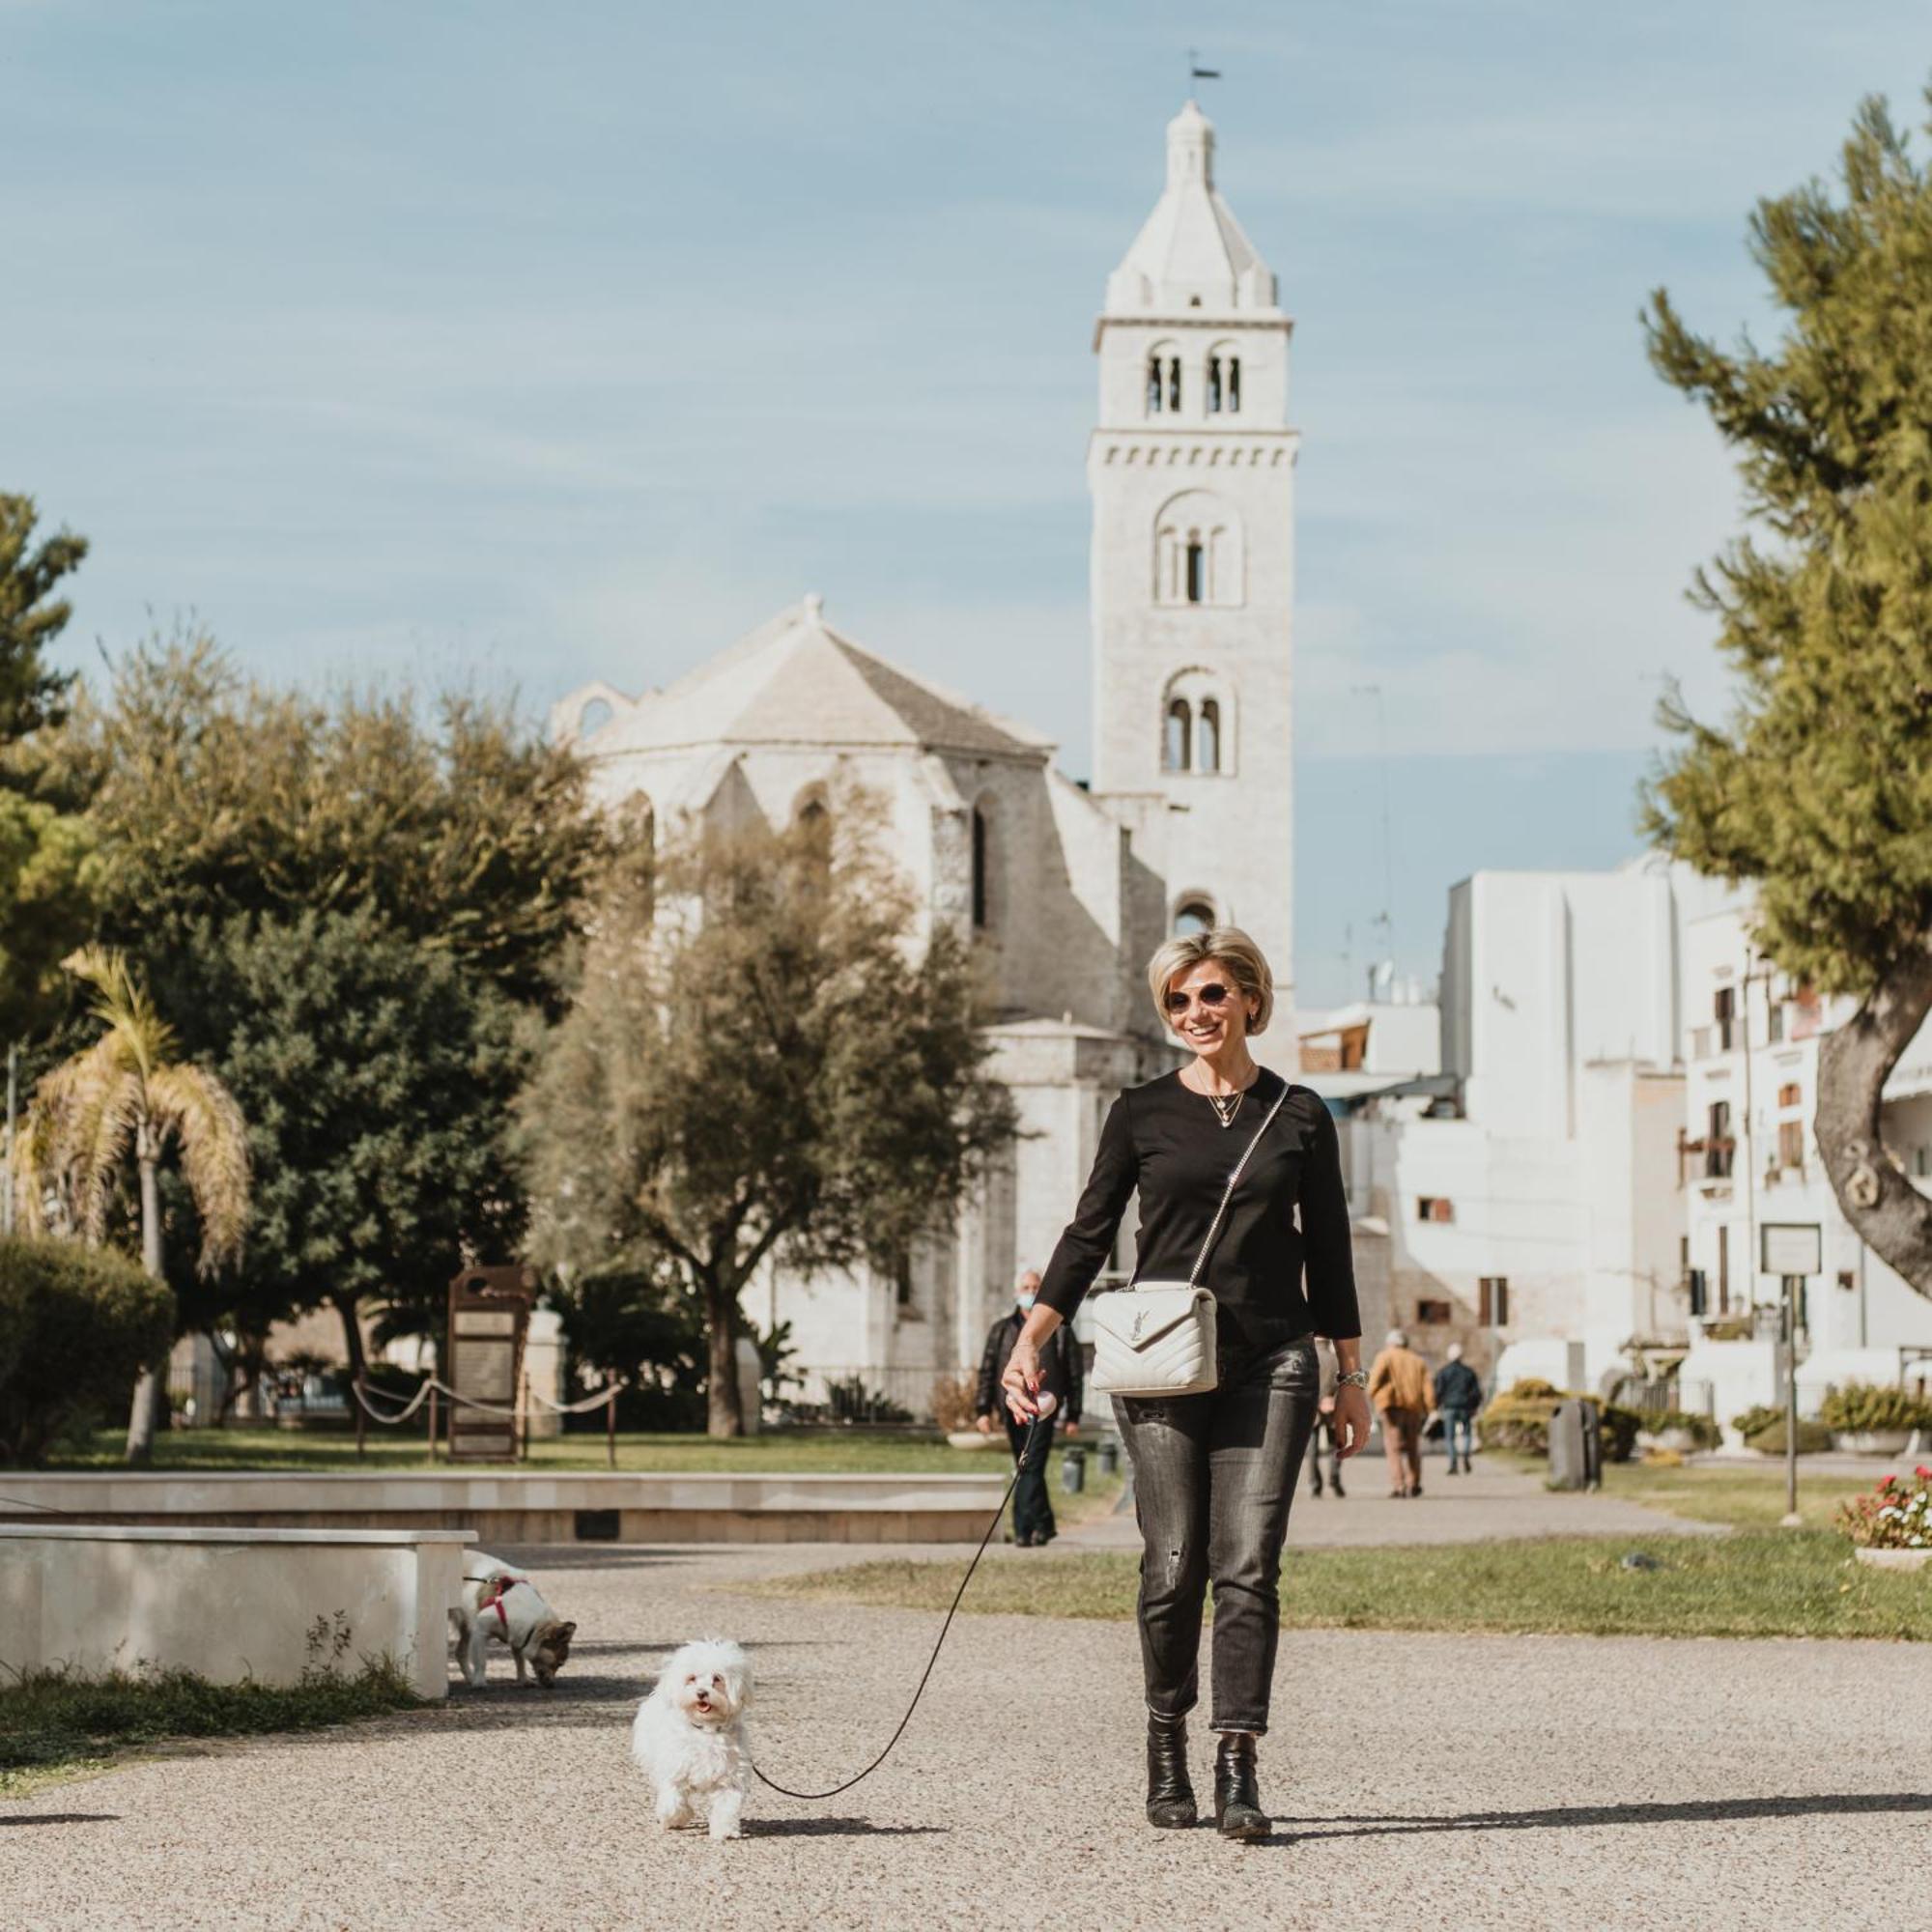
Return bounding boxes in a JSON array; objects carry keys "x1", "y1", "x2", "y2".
[{"x1": 1088, "y1": 101, "x2": 1299, "y2": 1063}]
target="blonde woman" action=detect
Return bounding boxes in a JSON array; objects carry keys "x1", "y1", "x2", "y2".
[{"x1": 1002, "y1": 928, "x2": 1368, "y2": 1840}]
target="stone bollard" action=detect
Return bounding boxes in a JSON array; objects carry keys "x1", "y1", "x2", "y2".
[
  {"x1": 524, "y1": 1309, "x2": 565, "y2": 1439},
  {"x1": 735, "y1": 1335, "x2": 764, "y2": 1435},
  {"x1": 1096, "y1": 1437, "x2": 1120, "y2": 1478},
  {"x1": 1060, "y1": 1444, "x2": 1086, "y2": 1493}
]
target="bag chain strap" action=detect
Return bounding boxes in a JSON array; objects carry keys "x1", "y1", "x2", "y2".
[{"x1": 1128, "y1": 1084, "x2": 1293, "y2": 1293}]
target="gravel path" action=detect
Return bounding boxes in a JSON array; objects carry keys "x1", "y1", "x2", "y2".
[
  {"x1": 1065, "y1": 1458, "x2": 1728, "y2": 1550},
  {"x1": 5, "y1": 1535, "x2": 1927, "y2": 1932}
]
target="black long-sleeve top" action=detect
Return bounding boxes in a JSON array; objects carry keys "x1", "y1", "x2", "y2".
[{"x1": 1037, "y1": 1070, "x2": 1361, "y2": 1355}]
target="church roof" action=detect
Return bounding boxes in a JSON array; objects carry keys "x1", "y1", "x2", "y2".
[
  {"x1": 1105, "y1": 100, "x2": 1279, "y2": 316},
  {"x1": 582, "y1": 596, "x2": 1050, "y2": 763}
]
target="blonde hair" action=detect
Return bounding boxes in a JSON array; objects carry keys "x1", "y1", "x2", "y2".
[{"x1": 1146, "y1": 926, "x2": 1275, "y2": 1037}]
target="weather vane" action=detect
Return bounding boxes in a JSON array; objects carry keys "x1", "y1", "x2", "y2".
[{"x1": 1187, "y1": 48, "x2": 1221, "y2": 92}]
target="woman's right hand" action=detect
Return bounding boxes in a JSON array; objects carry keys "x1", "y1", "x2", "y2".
[{"x1": 1001, "y1": 1336, "x2": 1044, "y2": 1422}]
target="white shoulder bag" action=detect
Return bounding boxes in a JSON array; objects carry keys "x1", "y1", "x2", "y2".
[{"x1": 1088, "y1": 1084, "x2": 1292, "y2": 1399}]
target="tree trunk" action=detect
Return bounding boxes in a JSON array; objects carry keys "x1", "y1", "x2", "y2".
[
  {"x1": 333, "y1": 1293, "x2": 368, "y2": 1388},
  {"x1": 123, "y1": 1137, "x2": 171, "y2": 1464},
  {"x1": 1815, "y1": 938, "x2": 1932, "y2": 1300},
  {"x1": 703, "y1": 1274, "x2": 744, "y2": 1438}
]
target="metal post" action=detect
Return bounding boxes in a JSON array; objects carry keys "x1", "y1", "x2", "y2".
[
  {"x1": 428, "y1": 1381, "x2": 439, "y2": 1463},
  {"x1": 1782, "y1": 1276, "x2": 1802, "y2": 1527},
  {"x1": 607, "y1": 1379, "x2": 617, "y2": 1470},
  {"x1": 355, "y1": 1377, "x2": 367, "y2": 1460}
]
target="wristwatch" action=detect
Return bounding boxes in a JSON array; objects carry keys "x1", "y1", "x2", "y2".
[{"x1": 1335, "y1": 1369, "x2": 1369, "y2": 1389}]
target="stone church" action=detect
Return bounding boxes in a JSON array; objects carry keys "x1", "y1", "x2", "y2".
[{"x1": 551, "y1": 102, "x2": 1303, "y2": 1402}]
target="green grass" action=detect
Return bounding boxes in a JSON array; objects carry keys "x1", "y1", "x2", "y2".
[
  {"x1": 55, "y1": 1425, "x2": 1050, "y2": 1475},
  {"x1": 0, "y1": 1662, "x2": 424, "y2": 1794},
  {"x1": 762, "y1": 1532, "x2": 1932, "y2": 1641},
  {"x1": 1599, "y1": 1459, "x2": 1882, "y2": 1531}
]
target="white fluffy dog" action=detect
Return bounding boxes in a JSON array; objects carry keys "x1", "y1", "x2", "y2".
[{"x1": 631, "y1": 1639, "x2": 753, "y2": 1840}]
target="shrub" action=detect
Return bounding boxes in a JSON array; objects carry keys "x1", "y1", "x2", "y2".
[
  {"x1": 825, "y1": 1375, "x2": 913, "y2": 1426},
  {"x1": 930, "y1": 1373, "x2": 978, "y2": 1434},
  {"x1": 1818, "y1": 1382, "x2": 1932, "y2": 1435},
  {"x1": 1596, "y1": 1404, "x2": 1642, "y2": 1464},
  {"x1": 1732, "y1": 1404, "x2": 1783, "y2": 1440},
  {"x1": 1637, "y1": 1409, "x2": 1722, "y2": 1451},
  {"x1": 1744, "y1": 1415, "x2": 1833, "y2": 1456},
  {"x1": 0, "y1": 1236, "x2": 173, "y2": 1465},
  {"x1": 1475, "y1": 1380, "x2": 1636, "y2": 1462},
  {"x1": 1836, "y1": 1465, "x2": 1932, "y2": 1550}
]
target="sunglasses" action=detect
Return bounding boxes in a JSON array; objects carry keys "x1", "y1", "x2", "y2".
[{"x1": 1164, "y1": 983, "x2": 1236, "y2": 1014}]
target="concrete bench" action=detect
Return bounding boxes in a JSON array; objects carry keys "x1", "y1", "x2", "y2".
[
  {"x1": 0, "y1": 1470, "x2": 1010, "y2": 1544},
  {"x1": 0, "y1": 1522, "x2": 469, "y2": 1699}
]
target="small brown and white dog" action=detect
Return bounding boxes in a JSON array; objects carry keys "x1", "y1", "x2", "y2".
[
  {"x1": 450, "y1": 1552, "x2": 577, "y2": 1690},
  {"x1": 631, "y1": 1638, "x2": 753, "y2": 1839}
]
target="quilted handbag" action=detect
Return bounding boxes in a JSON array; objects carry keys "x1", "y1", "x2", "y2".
[{"x1": 1089, "y1": 1084, "x2": 1291, "y2": 1399}]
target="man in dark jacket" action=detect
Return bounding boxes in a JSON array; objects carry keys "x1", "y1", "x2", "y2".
[
  {"x1": 1433, "y1": 1343, "x2": 1484, "y2": 1475},
  {"x1": 976, "y1": 1269, "x2": 1082, "y2": 1547}
]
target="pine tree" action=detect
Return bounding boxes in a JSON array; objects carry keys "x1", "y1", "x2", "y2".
[
  {"x1": 0, "y1": 494, "x2": 86, "y2": 748},
  {"x1": 1643, "y1": 92, "x2": 1932, "y2": 1296}
]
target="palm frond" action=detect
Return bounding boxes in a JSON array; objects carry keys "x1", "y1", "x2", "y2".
[
  {"x1": 62, "y1": 945, "x2": 178, "y2": 1081},
  {"x1": 16, "y1": 1038, "x2": 139, "y2": 1241},
  {"x1": 146, "y1": 1062, "x2": 251, "y2": 1273}
]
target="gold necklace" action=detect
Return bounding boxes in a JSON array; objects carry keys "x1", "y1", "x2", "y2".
[{"x1": 1208, "y1": 1088, "x2": 1244, "y2": 1129}]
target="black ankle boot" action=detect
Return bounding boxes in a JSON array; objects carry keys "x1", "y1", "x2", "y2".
[
  {"x1": 1145, "y1": 1712, "x2": 1197, "y2": 1828},
  {"x1": 1213, "y1": 1732, "x2": 1268, "y2": 1840}
]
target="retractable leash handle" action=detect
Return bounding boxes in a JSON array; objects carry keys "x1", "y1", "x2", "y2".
[{"x1": 747, "y1": 1394, "x2": 1057, "y2": 1802}]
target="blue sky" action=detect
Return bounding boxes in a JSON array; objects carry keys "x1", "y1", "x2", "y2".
[{"x1": 7, "y1": 2, "x2": 1929, "y2": 1006}]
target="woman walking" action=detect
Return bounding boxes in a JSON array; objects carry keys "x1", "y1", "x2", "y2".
[{"x1": 1002, "y1": 928, "x2": 1368, "y2": 1841}]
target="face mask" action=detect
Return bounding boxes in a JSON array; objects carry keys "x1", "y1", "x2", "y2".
[{"x1": 1016, "y1": 1293, "x2": 1037, "y2": 1312}]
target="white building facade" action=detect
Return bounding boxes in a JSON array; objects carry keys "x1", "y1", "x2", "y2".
[
  {"x1": 1677, "y1": 890, "x2": 1932, "y2": 1435},
  {"x1": 1337, "y1": 859, "x2": 1726, "y2": 1391},
  {"x1": 548, "y1": 103, "x2": 1302, "y2": 1407}
]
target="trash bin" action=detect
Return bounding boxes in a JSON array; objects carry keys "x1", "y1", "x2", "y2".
[
  {"x1": 1548, "y1": 1398, "x2": 1603, "y2": 1492},
  {"x1": 1061, "y1": 1443, "x2": 1086, "y2": 1493}
]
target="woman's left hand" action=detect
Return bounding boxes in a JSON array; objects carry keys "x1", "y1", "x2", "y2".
[{"x1": 1333, "y1": 1384, "x2": 1373, "y2": 1460}]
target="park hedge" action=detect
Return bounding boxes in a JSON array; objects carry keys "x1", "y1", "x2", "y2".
[{"x1": 0, "y1": 1236, "x2": 173, "y2": 1465}]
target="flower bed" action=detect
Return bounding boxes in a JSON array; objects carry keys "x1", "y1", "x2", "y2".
[{"x1": 1835, "y1": 1465, "x2": 1932, "y2": 1554}]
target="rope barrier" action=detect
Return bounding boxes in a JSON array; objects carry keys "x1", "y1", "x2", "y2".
[{"x1": 349, "y1": 1374, "x2": 626, "y2": 1425}]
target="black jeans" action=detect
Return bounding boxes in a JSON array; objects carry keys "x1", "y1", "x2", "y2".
[
  {"x1": 1005, "y1": 1413, "x2": 1057, "y2": 1543},
  {"x1": 1114, "y1": 1336, "x2": 1318, "y2": 1735}
]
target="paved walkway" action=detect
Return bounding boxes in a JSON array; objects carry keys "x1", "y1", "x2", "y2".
[
  {"x1": 1066, "y1": 1457, "x2": 1727, "y2": 1549},
  {"x1": 6, "y1": 1536, "x2": 1926, "y2": 1932}
]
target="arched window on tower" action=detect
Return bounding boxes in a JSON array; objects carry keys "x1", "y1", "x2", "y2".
[
  {"x1": 1197, "y1": 699, "x2": 1221, "y2": 774},
  {"x1": 1228, "y1": 356, "x2": 1241, "y2": 412},
  {"x1": 1175, "y1": 898, "x2": 1215, "y2": 936},
  {"x1": 1161, "y1": 671, "x2": 1236, "y2": 778},
  {"x1": 971, "y1": 802, "x2": 990, "y2": 929},
  {"x1": 1153, "y1": 491, "x2": 1243, "y2": 609},
  {"x1": 1147, "y1": 344, "x2": 1181, "y2": 417},
  {"x1": 1164, "y1": 698, "x2": 1192, "y2": 773},
  {"x1": 1207, "y1": 356, "x2": 1223, "y2": 414}
]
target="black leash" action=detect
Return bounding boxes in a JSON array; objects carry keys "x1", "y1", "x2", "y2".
[{"x1": 748, "y1": 1411, "x2": 1048, "y2": 1801}]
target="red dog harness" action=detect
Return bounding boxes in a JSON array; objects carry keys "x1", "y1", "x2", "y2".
[{"x1": 473, "y1": 1574, "x2": 529, "y2": 1637}]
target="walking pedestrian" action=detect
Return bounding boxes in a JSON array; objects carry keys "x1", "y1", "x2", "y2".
[
  {"x1": 975, "y1": 1269, "x2": 1081, "y2": 1547},
  {"x1": 1307, "y1": 1388, "x2": 1346, "y2": 1498},
  {"x1": 1368, "y1": 1328, "x2": 1433, "y2": 1498},
  {"x1": 1433, "y1": 1342, "x2": 1484, "y2": 1475},
  {"x1": 1001, "y1": 927, "x2": 1367, "y2": 1840}
]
